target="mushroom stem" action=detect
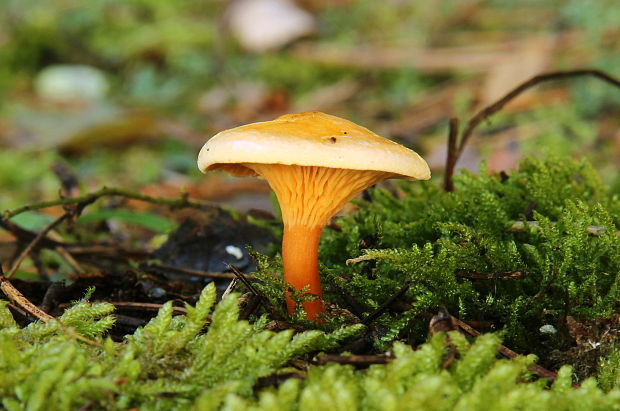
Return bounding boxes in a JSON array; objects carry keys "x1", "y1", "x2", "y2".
[{"x1": 282, "y1": 224, "x2": 324, "y2": 319}]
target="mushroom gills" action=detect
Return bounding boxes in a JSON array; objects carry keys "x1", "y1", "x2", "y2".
[{"x1": 246, "y1": 163, "x2": 392, "y2": 318}]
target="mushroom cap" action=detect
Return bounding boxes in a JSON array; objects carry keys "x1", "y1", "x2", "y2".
[{"x1": 197, "y1": 111, "x2": 430, "y2": 180}]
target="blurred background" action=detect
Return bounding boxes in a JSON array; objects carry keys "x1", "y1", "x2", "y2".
[{"x1": 1, "y1": 0, "x2": 619, "y2": 213}]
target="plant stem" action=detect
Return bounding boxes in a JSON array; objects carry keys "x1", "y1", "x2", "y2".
[{"x1": 3, "y1": 187, "x2": 212, "y2": 220}]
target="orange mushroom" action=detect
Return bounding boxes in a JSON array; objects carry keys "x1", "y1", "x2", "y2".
[{"x1": 197, "y1": 111, "x2": 430, "y2": 320}]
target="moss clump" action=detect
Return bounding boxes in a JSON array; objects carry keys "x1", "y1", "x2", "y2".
[
  {"x1": 2, "y1": 156, "x2": 619, "y2": 409},
  {"x1": 2, "y1": 294, "x2": 619, "y2": 410},
  {"x1": 0, "y1": 285, "x2": 362, "y2": 410},
  {"x1": 202, "y1": 333, "x2": 620, "y2": 410},
  {"x1": 313, "y1": 156, "x2": 620, "y2": 354}
]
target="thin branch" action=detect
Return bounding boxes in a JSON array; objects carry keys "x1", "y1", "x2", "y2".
[
  {"x1": 456, "y1": 270, "x2": 525, "y2": 280},
  {"x1": 457, "y1": 69, "x2": 620, "y2": 157},
  {"x1": 2, "y1": 186, "x2": 213, "y2": 220},
  {"x1": 142, "y1": 262, "x2": 257, "y2": 281},
  {"x1": 429, "y1": 307, "x2": 458, "y2": 368},
  {"x1": 0, "y1": 276, "x2": 55, "y2": 322},
  {"x1": 108, "y1": 302, "x2": 188, "y2": 315},
  {"x1": 362, "y1": 279, "x2": 411, "y2": 325},
  {"x1": 228, "y1": 264, "x2": 283, "y2": 320},
  {"x1": 443, "y1": 68, "x2": 620, "y2": 192},
  {"x1": 509, "y1": 220, "x2": 619, "y2": 236},
  {"x1": 54, "y1": 246, "x2": 84, "y2": 274},
  {"x1": 450, "y1": 313, "x2": 567, "y2": 384},
  {"x1": 443, "y1": 117, "x2": 460, "y2": 192},
  {"x1": 0, "y1": 275, "x2": 100, "y2": 346},
  {"x1": 5, "y1": 213, "x2": 70, "y2": 279},
  {"x1": 228, "y1": 264, "x2": 260, "y2": 295},
  {"x1": 222, "y1": 278, "x2": 240, "y2": 300},
  {"x1": 316, "y1": 354, "x2": 391, "y2": 366}
]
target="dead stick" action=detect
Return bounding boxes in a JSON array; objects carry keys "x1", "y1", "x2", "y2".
[
  {"x1": 5, "y1": 213, "x2": 70, "y2": 279},
  {"x1": 228, "y1": 264, "x2": 284, "y2": 320},
  {"x1": 443, "y1": 117, "x2": 460, "y2": 192},
  {"x1": 457, "y1": 69, "x2": 620, "y2": 157},
  {"x1": 222, "y1": 277, "x2": 240, "y2": 300},
  {"x1": 362, "y1": 279, "x2": 411, "y2": 325},
  {"x1": 451, "y1": 314, "x2": 565, "y2": 383},
  {"x1": 228, "y1": 264, "x2": 260, "y2": 296},
  {"x1": 444, "y1": 69, "x2": 620, "y2": 192},
  {"x1": 2, "y1": 186, "x2": 215, "y2": 220},
  {"x1": 0, "y1": 276, "x2": 55, "y2": 322},
  {"x1": 143, "y1": 263, "x2": 256, "y2": 281},
  {"x1": 107, "y1": 302, "x2": 188, "y2": 315},
  {"x1": 509, "y1": 221, "x2": 619, "y2": 236},
  {"x1": 456, "y1": 270, "x2": 525, "y2": 280},
  {"x1": 55, "y1": 246, "x2": 84, "y2": 274},
  {"x1": 0, "y1": 276, "x2": 100, "y2": 346},
  {"x1": 316, "y1": 354, "x2": 391, "y2": 366}
]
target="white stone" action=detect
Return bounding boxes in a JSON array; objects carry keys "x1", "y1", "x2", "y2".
[
  {"x1": 35, "y1": 65, "x2": 109, "y2": 102},
  {"x1": 539, "y1": 324, "x2": 557, "y2": 335},
  {"x1": 228, "y1": 0, "x2": 315, "y2": 52},
  {"x1": 225, "y1": 245, "x2": 244, "y2": 260}
]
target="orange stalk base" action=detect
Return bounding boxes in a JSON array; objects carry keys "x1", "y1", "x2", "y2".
[{"x1": 282, "y1": 224, "x2": 324, "y2": 320}]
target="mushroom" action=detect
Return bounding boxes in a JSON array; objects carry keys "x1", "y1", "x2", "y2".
[{"x1": 197, "y1": 111, "x2": 430, "y2": 320}]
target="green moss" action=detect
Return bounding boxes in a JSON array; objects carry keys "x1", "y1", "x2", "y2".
[
  {"x1": 314, "y1": 156, "x2": 620, "y2": 354},
  {"x1": 0, "y1": 286, "x2": 362, "y2": 410},
  {"x1": 211, "y1": 334, "x2": 620, "y2": 411},
  {"x1": 2, "y1": 156, "x2": 619, "y2": 408}
]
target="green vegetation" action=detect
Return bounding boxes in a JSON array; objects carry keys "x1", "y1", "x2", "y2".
[
  {"x1": 312, "y1": 157, "x2": 619, "y2": 354},
  {"x1": 1, "y1": 0, "x2": 619, "y2": 409},
  {"x1": 2, "y1": 282, "x2": 619, "y2": 409},
  {"x1": 1, "y1": 156, "x2": 619, "y2": 408},
  {"x1": 0, "y1": 284, "x2": 362, "y2": 409},
  {"x1": 218, "y1": 334, "x2": 620, "y2": 411}
]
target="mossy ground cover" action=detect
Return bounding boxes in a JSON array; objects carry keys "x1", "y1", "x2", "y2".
[
  {"x1": 1, "y1": 2, "x2": 620, "y2": 408},
  {"x1": 1, "y1": 156, "x2": 619, "y2": 410}
]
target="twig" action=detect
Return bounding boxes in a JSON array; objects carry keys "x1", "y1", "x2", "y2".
[
  {"x1": 0, "y1": 218, "x2": 67, "y2": 249},
  {"x1": 54, "y1": 246, "x2": 84, "y2": 274},
  {"x1": 429, "y1": 307, "x2": 458, "y2": 369},
  {"x1": 362, "y1": 279, "x2": 411, "y2": 325},
  {"x1": 108, "y1": 302, "x2": 188, "y2": 315},
  {"x1": 222, "y1": 278, "x2": 239, "y2": 300},
  {"x1": 0, "y1": 276, "x2": 55, "y2": 322},
  {"x1": 58, "y1": 301, "x2": 189, "y2": 316},
  {"x1": 450, "y1": 313, "x2": 567, "y2": 384},
  {"x1": 443, "y1": 69, "x2": 620, "y2": 192},
  {"x1": 239, "y1": 293, "x2": 261, "y2": 320},
  {"x1": 0, "y1": 274, "x2": 100, "y2": 346},
  {"x1": 228, "y1": 264, "x2": 284, "y2": 318},
  {"x1": 5, "y1": 213, "x2": 70, "y2": 279},
  {"x1": 142, "y1": 262, "x2": 257, "y2": 281},
  {"x1": 509, "y1": 221, "x2": 619, "y2": 236},
  {"x1": 443, "y1": 117, "x2": 460, "y2": 192},
  {"x1": 2, "y1": 186, "x2": 213, "y2": 220},
  {"x1": 228, "y1": 264, "x2": 260, "y2": 296},
  {"x1": 67, "y1": 245, "x2": 149, "y2": 259},
  {"x1": 456, "y1": 270, "x2": 525, "y2": 280},
  {"x1": 239, "y1": 294, "x2": 262, "y2": 321},
  {"x1": 315, "y1": 354, "x2": 391, "y2": 366},
  {"x1": 30, "y1": 252, "x2": 49, "y2": 281}
]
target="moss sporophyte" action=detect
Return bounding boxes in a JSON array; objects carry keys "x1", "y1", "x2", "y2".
[{"x1": 197, "y1": 111, "x2": 430, "y2": 320}]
